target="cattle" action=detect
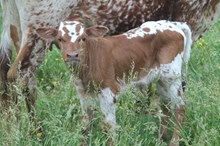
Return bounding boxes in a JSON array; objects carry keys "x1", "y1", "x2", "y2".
[
  {"x1": 0, "y1": 0, "x2": 219, "y2": 136},
  {"x1": 36, "y1": 20, "x2": 193, "y2": 146}
]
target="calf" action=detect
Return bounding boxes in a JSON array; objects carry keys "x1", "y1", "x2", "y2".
[{"x1": 37, "y1": 20, "x2": 192, "y2": 145}]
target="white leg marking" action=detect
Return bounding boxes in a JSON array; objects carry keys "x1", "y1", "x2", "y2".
[
  {"x1": 99, "y1": 88, "x2": 116, "y2": 128},
  {"x1": 157, "y1": 54, "x2": 185, "y2": 109}
]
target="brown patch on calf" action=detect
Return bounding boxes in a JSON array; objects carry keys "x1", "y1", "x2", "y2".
[
  {"x1": 75, "y1": 23, "x2": 82, "y2": 35},
  {"x1": 153, "y1": 30, "x2": 184, "y2": 64},
  {"x1": 143, "y1": 27, "x2": 150, "y2": 32},
  {"x1": 59, "y1": 27, "x2": 71, "y2": 42}
]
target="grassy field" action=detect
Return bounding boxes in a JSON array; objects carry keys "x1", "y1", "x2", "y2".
[{"x1": 0, "y1": 9, "x2": 220, "y2": 146}]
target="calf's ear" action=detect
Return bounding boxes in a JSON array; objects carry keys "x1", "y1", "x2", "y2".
[
  {"x1": 86, "y1": 25, "x2": 109, "y2": 37},
  {"x1": 36, "y1": 27, "x2": 58, "y2": 42}
]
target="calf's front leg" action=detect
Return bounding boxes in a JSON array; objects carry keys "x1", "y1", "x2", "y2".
[
  {"x1": 99, "y1": 88, "x2": 117, "y2": 145},
  {"x1": 75, "y1": 79, "x2": 96, "y2": 145}
]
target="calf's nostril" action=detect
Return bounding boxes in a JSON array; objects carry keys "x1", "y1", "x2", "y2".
[
  {"x1": 67, "y1": 54, "x2": 72, "y2": 59},
  {"x1": 66, "y1": 53, "x2": 79, "y2": 61}
]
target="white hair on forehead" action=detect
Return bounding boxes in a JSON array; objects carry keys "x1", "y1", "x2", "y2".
[
  {"x1": 58, "y1": 21, "x2": 85, "y2": 43},
  {"x1": 59, "y1": 22, "x2": 65, "y2": 36}
]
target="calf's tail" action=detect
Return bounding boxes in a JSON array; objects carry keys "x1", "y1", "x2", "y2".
[{"x1": 175, "y1": 22, "x2": 193, "y2": 91}]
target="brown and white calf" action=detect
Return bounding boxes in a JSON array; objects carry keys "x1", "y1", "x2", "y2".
[{"x1": 37, "y1": 20, "x2": 192, "y2": 145}]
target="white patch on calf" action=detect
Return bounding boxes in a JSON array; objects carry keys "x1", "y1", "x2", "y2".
[
  {"x1": 59, "y1": 21, "x2": 84, "y2": 43},
  {"x1": 124, "y1": 20, "x2": 185, "y2": 39},
  {"x1": 99, "y1": 88, "x2": 116, "y2": 128},
  {"x1": 157, "y1": 53, "x2": 185, "y2": 109},
  {"x1": 59, "y1": 22, "x2": 65, "y2": 36},
  {"x1": 159, "y1": 53, "x2": 183, "y2": 79},
  {"x1": 129, "y1": 53, "x2": 185, "y2": 110}
]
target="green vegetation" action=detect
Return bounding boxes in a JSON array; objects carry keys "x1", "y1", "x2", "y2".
[{"x1": 0, "y1": 9, "x2": 220, "y2": 146}]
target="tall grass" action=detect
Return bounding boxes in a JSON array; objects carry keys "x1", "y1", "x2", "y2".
[
  {"x1": 183, "y1": 20, "x2": 220, "y2": 146},
  {"x1": 0, "y1": 7, "x2": 220, "y2": 145}
]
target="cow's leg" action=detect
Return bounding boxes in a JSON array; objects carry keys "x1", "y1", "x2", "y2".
[
  {"x1": 6, "y1": 39, "x2": 46, "y2": 135},
  {"x1": 99, "y1": 88, "x2": 117, "y2": 145},
  {"x1": 157, "y1": 79, "x2": 185, "y2": 146},
  {"x1": 10, "y1": 25, "x2": 21, "y2": 53},
  {"x1": 7, "y1": 43, "x2": 32, "y2": 81},
  {"x1": 21, "y1": 69, "x2": 37, "y2": 127},
  {"x1": 7, "y1": 28, "x2": 35, "y2": 81},
  {"x1": 10, "y1": 0, "x2": 22, "y2": 54},
  {"x1": 23, "y1": 39, "x2": 47, "y2": 133},
  {"x1": 5, "y1": 33, "x2": 35, "y2": 123},
  {"x1": 6, "y1": 4, "x2": 23, "y2": 120}
]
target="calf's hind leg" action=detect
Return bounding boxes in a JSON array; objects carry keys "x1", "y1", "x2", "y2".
[{"x1": 157, "y1": 79, "x2": 185, "y2": 146}]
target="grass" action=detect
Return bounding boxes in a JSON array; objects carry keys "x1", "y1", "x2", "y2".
[
  {"x1": 0, "y1": 8, "x2": 220, "y2": 146},
  {"x1": 182, "y1": 20, "x2": 220, "y2": 146}
]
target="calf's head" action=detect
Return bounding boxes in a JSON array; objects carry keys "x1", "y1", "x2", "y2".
[{"x1": 36, "y1": 21, "x2": 109, "y2": 65}]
